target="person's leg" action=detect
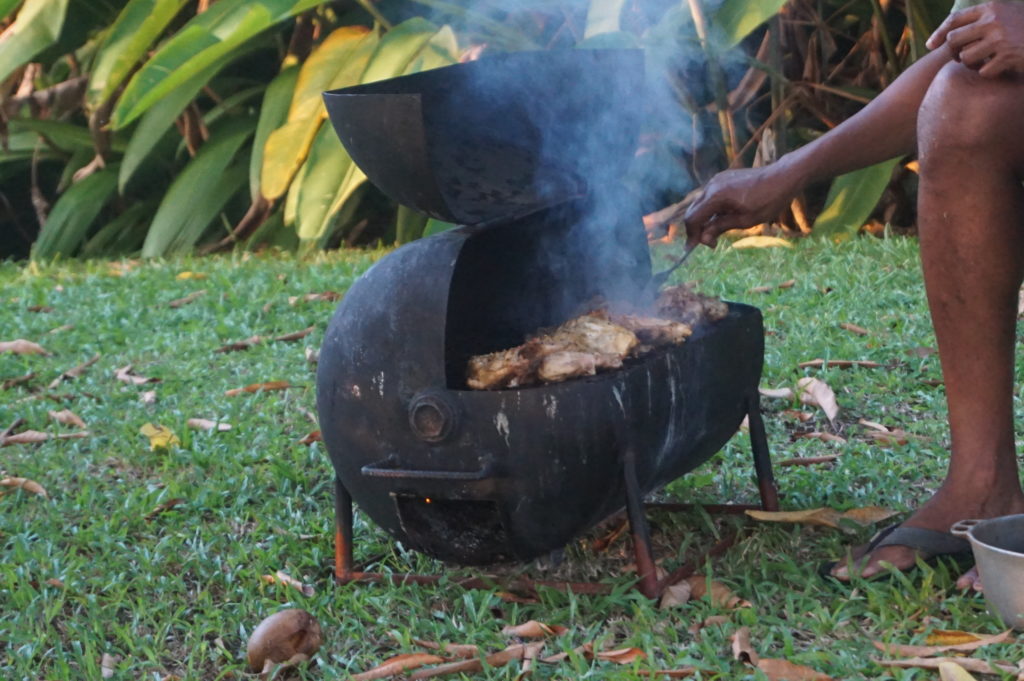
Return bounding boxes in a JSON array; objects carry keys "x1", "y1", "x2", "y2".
[{"x1": 833, "y1": 62, "x2": 1024, "y2": 580}]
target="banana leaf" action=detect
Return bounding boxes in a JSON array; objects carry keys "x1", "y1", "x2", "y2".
[
  {"x1": 0, "y1": 0, "x2": 22, "y2": 21},
  {"x1": 250, "y1": 65, "x2": 299, "y2": 201},
  {"x1": 86, "y1": 0, "x2": 190, "y2": 111},
  {"x1": 112, "y1": 0, "x2": 323, "y2": 128},
  {"x1": 141, "y1": 120, "x2": 255, "y2": 256},
  {"x1": 32, "y1": 163, "x2": 120, "y2": 259},
  {"x1": 81, "y1": 200, "x2": 157, "y2": 256},
  {"x1": 9, "y1": 119, "x2": 98, "y2": 153},
  {"x1": 813, "y1": 158, "x2": 901, "y2": 240},
  {"x1": 395, "y1": 204, "x2": 428, "y2": 244},
  {"x1": 0, "y1": 0, "x2": 69, "y2": 85},
  {"x1": 713, "y1": 0, "x2": 787, "y2": 49}
]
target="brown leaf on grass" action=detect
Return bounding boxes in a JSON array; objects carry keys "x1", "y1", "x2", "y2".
[
  {"x1": 167, "y1": 289, "x2": 206, "y2": 308},
  {"x1": 187, "y1": 418, "x2": 232, "y2": 432},
  {"x1": 658, "y1": 580, "x2": 692, "y2": 609},
  {"x1": 0, "y1": 339, "x2": 51, "y2": 355},
  {"x1": 756, "y1": 658, "x2": 832, "y2": 681},
  {"x1": 501, "y1": 620, "x2": 568, "y2": 638},
  {"x1": 858, "y1": 419, "x2": 926, "y2": 446},
  {"x1": 686, "y1": 575, "x2": 751, "y2": 609},
  {"x1": 759, "y1": 387, "x2": 795, "y2": 400},
  {"x1": 793, "y1": 432, "x2": 847, "y2": 444},
  {"x1": 351, "y1": 654, "x2": 447, "y2": 681},
  {"x1": 871, "y1": 630, "x2": 1012, "y2": 658},
  {"x1": 1, "y1": 430, "x2": 89, "y2": 446},
  {"x1": 273, "y1": 326, "x2": 316, "y2": 343},
  {"x1": 924, "y1": 630, "x2": 1000, "y2": 646},
  {"x1": 517, "y1": 641, "x2": 543, "y2": 680},
  {"x1": 2, "y1": 372, "x2": 35, "y2": 390},
  {"x1": 939, "y1": 661, "x2": 980, "y2": 681},
  {"x1": 45, "y1": 578, "x2": 64, "y2": 588},
  {"x1": 749, "y1": 279, "x2": 796, "y2": 294},
  {"x1": 731, "y1": 626, "x2": 759, "y2": 665},
  {"x1": 0, "y1": 477, "x2": 49, "y2": 498},
  {"x1": 873, "y1": 657, "x2": 1017, "y2": 676},
  {"x1": 49, "y1": 353, "x2": 100, "y2": 388},
  {"x1": 907, "y1": 346, "x2": 937, "y2": 359},
  {"x1": 782, "y1": 410, "x2": 814, "y2": 422},
  {"x1": 798, "y1": 359, "x2": 882, "y2": 369},
  {"x1": 140, "y1": 390, "x2": 157, "y2": 404},
  {"x1": 296, "y1": 429, "x2": 321, "y2": 446},
  {"x1": 687, "y1": 615, "x2": 729, "y2": 638},
  {"x1": 144, "y1": 498, "x2": 186, "y2": 521},
  {"x1": 796, "y1": 377, "x2": 839, "y2": 423},
  {"x1": 225, "y1": 381, "x2": 291, "y2": 397},
  {"x1": 27, "y1": 304, "x2": 53, "y2": 313},
  {"x1": 635, "y1": 670, "x2": 699, "y2": 678},
  {"x1": 47, "y1": 324, "x2": 74, "y2": 335},
  {"x1": 589, "y1": 645, "x2": 647, "y2": 664},
  {"x1": 139, "y1": 423, "x2": 180, "y2": 450},
  {"x1": 839, "y1": 322, "x2": 870, "y2": 336},
  {"x1": 288, "y1": 291, "x2": 341, "y2": 305},
  {"x1": 261, "y1": 570, "x2": 315, "y2": 597},
  {"x1": 411, "y1": 639, "x2": 480, "y2": 659},
  {"x1": 778, "y1": 455, "x2": 840, "y2": 467},
  {"x1": 746, "y1": 506, "x2": 898, "y2": 530},
  {"x1": 48, "y1": 409, "x2": 86, "y2": 428},
  {"x1": 115, "y1": 365, "x2": 159, "y2": 385},
  {"x1": 409, "y1": 643, "x2": 533, "y2": 680},
  {"x1": 215, "y1": 335, "x2": 262, "y2": 353}
]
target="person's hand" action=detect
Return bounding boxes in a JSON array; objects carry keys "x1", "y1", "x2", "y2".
[
  {"x1": 927, "y1": 1, "x2": 1024, "y2": 77},
  {"x1": 682, "y1": 166, "x2": 798, "y2": 247}
]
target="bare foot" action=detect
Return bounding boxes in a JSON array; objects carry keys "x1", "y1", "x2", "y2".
[
  {"x1": 956, "y1": 565, "x2": 983, "y2": 592},
  {"x1": 831, "y1": 483, "x2": 1024, "y2": 580}
]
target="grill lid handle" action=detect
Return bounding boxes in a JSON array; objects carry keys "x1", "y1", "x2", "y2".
[{"x1": 361, "y1": 455, "x2": 495, "y2": 481}]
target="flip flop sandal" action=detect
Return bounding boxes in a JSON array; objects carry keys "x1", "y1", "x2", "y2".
[{"x1": 819, "y1": 523, "x2": 971, "y2": 580}]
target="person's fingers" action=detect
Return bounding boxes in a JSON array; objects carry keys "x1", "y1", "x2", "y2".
[
  {"x1": 978, "y1": 54, "x2": 1013, "y2": 78},
  {"x1": 683, "y1": 194, "x2": 730, "y2": 238},
  {"x1": 927, "y1": 5, "x2": 984, "y2": 49},
  {"x1": 703, "y1": 212, "x2": 749, "y2": 243},
  {"x1": 958, "y1": 40, "x2": 996, "y2": 69},
  {"x1": 944, "y1": 22, "x2": 988, "y2": 54}
]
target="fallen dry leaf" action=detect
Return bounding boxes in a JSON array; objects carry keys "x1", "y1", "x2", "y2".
[
  {"x1": 27, "y1": 304, "x2": 54, "y2": 313},
  {"x1": 793, "y1": 432, "x2": 847, "y2": 444},
  {"x1": 749, "y1": 279, "x2": 796, "y2": 294},
  {"x1": 139, "y1": 423, "x2": 180, "y2": 450},
  {"x1": 140, "y1": 390, "x2": 157, "y2": 404},
  {"x1": 635, "y1": 670, "x2": 699, "y2": 678},
  {"x1": 873, "y1": 657, "x2": 1017, "y2": 676},
  {"x1": 517, "y1": 641, "x2": 543, "y2": 680},
  {"x1": 687, "y1": 575, "x2": 751, "y2": 609},
  {"x1": 731, "y1": 236, "x2": 793, "y2": 249},
  {"x1": 0, "y1": 477, "x2": 49, "y2": 499},
  {"x1": 907, "y1": 346, "x2": 937, "y2": 359},
  {"x1": 0, "y1": 339, "x2": 50, "y2": 356},
  {"x1": 352, "y1": 654, "x2": 447, "y2": 681},
  {"x1": 101, "y1": 652, "x2": 120, "y2": 679},
  {"x1": 175, "y1": 271, "x2": 206, "y2": 280},
  {"x1": 688, "y1": 615, "x2": 729, "y2": 638},
  {"x1": 756, "y1": 658, "x2": 832, "y2": 681},
  {"x1": 796, "y1": 377, "x2": 839, "y2": 423},
  {"x1": 225, "y1": 381, "x2": 291, "y2": 397},
  {"x1": 46, "y1": 323, "x2": 74, "y2": 334},
  {"x1": 168, "y1": 289, "x2": 206, "y2": 308},
  {"x1": 45, "y1": 578, "x2": 64, "y2": 588},
  {"x1": 759, "y1": 387, "x2": 795, "y2": 400},
  {"x1": 410, "y1": 643, "x2": 532, "y2": 679},
  {"x1": 305, "y1": 347, "x2": 319, "y2": 364},
  {"x1": 782, "y1": 409, "x2": 814, "y2": 422},
  {"x1": 215, "y1": 335, "x2": 262, "y2": 353},
  {"x1": 1, "y1": 430, "x2": 89, "y2": 446},
  {"x1": 2, "y1": 372, "x2": 35, "y2": 390},
  {"x1": 746, "y1": 506, "x2": 898, "y2": 530},
  {"x1": 778, "y1": 455, "x2": 840, "y2": 467},
  {"x1": 48, "y1": 409, "x2": 86, "y2": 428},
  {"x1": 289, "y1": 291, "x2": 341, "y2": 305},
  {"x1": 731, "y1": 626, "x2": 759, "y2": 665},
  {"x1": 262, "y1": 570, "x2": 315, "y2": 597},
  {"x1": 939, "y1": 661, "x2": 979, "y2": 681},
  {"x1": 589, "y1": 645, "x2": 647, "y2": 664},
  {"x1": 115, "y1": 365, "x2": 159, "y2": 385},
  {"x1": 411, "y1": 639, "x2": 480, "y2": 659},
  {"x1": 871, "y1": 630, "x2": 1012, "y2": 658},
  {"x1": 144, "y1": 498, "x2": 186, "y2": 521},
  {"x1": 273, "y1": 326, "x2": 316, "y2": 342},
  {"x1": 798, "y1": 359, "x2": 882, "y2": 370},
  {"x1": 49, "y1": 353, "x2": 100, "y2": 388},
  {"x1": 658, "y1": 580, "x2": 692, "y2": 609},
  {"x1": 925, "y1": 630, "x2": 995, "y2": 647},
  {"x1": 299, "y1": 430, "x2": 322, "y2": 445},
  {"x1": 501, "y1": 620, "x2": 568, "y2": 639},
  {"x1": 247, "y1": 609, "x2": 321, "y2": 673},
  {"x1": 839, "y1": 322, "x2": 870, "y2": 336},
  {"x1": 187, "y1": 418, "x2": 232, "y2": 432}
]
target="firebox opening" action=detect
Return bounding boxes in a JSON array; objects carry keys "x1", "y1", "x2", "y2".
[{"x1": 395, "y1": 494, "x2": 512, "y2": 564}]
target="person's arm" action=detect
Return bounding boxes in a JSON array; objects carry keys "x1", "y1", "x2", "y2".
[{"x1": 684, "y1": 48, "x2": 951, "y2": 245}]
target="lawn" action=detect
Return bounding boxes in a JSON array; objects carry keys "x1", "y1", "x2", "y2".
[{"x1": 1, "y1": 235, "x2": 1021, "y2": 680}]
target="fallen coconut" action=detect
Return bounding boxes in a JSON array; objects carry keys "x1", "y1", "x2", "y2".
[{"x1": 247, "y1": 608, "x2": 322, "y2": 673}]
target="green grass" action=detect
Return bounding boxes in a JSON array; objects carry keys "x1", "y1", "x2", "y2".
[{"x1": 1, "y1": 237, "x2": 1022, "y2": 680}]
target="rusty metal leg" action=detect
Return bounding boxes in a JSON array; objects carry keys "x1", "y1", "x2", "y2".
[
  {"x1": 747, "y1": 393, "x2": 779, "y2": 511},
  {"x1": 623, "y1": 447, "x2": 659, "y2": 599},
  {"x1": 335, "y1": 475, "x2": 355, "y2": 581}
]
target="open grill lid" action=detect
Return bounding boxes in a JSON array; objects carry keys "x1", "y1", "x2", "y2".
[{"x1": 323, "y1": 49, "x2": 645, "y2": 225}]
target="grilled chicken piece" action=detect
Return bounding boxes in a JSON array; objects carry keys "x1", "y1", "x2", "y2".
[
  {"x1": 656, "y1": 284, "x2": 729, "y2": 326},
  {"x1": 466, "y1": 347, "x2": 533, "y2": 390},
  {"x1": 538, "y1": 314, "x2": 639, "y2": 356},
  {"x1": 610, "y1": 313, "x2": 692, "y2": 346}
]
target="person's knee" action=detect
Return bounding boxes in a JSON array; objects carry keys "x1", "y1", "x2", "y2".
[{"x1": 918, "y1": 61, "x2": 1022, "y2": 154}]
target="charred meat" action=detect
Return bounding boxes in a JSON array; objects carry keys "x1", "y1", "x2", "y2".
[{"x1": 656, "y1": 284, "x2": 729, "y2": 326}]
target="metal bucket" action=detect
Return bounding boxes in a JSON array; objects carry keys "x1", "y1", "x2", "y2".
[{"x1": 951, "y1": 515, "x2": 1024, "y2": 629}]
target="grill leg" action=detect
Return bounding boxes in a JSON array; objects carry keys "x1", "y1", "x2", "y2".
[
  {"x1": 623, "y1": 447, "x2": 659, "y2": 599},
  {"x1": 747, "y1": 393, "x2": 779, "y2": 511},
  {"x1": 335, "y1": 475, "x2": 355, "y2": 581}
]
